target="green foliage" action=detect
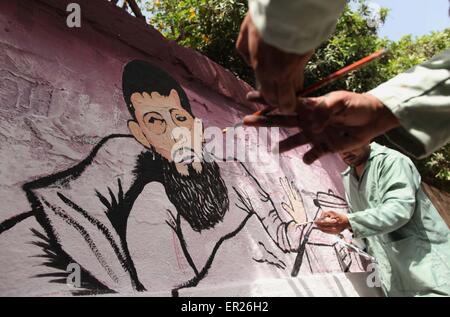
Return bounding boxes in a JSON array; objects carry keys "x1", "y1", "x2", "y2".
[
  {"x1": 383, "y1": 29, "x2": 450, "y2": 79},
  {"x1": 423, "y1": 149, "x2": 450, "y2": 182},
  {"x1": 146, "y1": 0, "x2": 252, "y2": 83},
  {"x1": 304, "y1": 4, "x2": 390, "y2": 95},
  {"x1": 417, "y1": 144, "x2": 450, "y2": 190},
  {"x1": 142, "y1": 0, "x2": 449, "y2": 189}
]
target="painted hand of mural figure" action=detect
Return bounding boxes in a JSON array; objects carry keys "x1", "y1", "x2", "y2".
[
  {"x1": 280, "y1": 177, "x2": 307, "y2": 225},
  {"x1": 233, "y1": 169, "x2": 308, "y2": 253},
  {"x1": 236, "y1": 12, "x2": 313, "y2": 113},
  {"x1": 243, "y1": 91, "x2": 400, "y2": 164},
  {"x1": 315, "y1": 210, "x2": 351, "y2": 235}
]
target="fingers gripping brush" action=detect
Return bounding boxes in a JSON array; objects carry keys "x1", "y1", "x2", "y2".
[{"x1": 222, "y1": 48, "x2": 388, "y2": 133}]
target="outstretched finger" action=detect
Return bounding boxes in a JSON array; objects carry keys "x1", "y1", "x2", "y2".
[
  {"x1": 281, "y1": 202, "x2": 294, "y2": 215},
  {"x1": 303, "y1": 142, "x2": 330, "y2": 165},
  {"x1": 236, "y1": 14, "x2": 251, "y2": 65},
  {"x1": 290, "y1": 180, "x2": 299, "y2": 201},
  {"x1": 246, "y1": 90, "x2": 265, "y2": 104},
  {"x1": 278, "y1": 132, "x2": 311, "y2": 153},
  {"x1": 243, "y1": 114, "x2": 299, "y2": 127},
  {"x1": 279, "y1": 177, "x2": 291, "y2": 201}
]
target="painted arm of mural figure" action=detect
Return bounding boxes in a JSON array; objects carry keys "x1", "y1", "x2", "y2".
[{"x1": 235, "y1": 164, "x2": 307, "y2": 253}]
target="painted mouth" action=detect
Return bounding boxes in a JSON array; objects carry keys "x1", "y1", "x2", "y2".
[{"x1": 172, "y1": 147, "x2": 199, "y2": 165}]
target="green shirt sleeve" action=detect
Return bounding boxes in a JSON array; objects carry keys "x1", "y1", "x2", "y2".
[
  {"x1": 369, "y1": 49, "x2": 450, "y2": 159},
  {"x1": 347, "y1": 156, "x2": 420, "y2": 238},
  {"x1": 248, "y1": 0, "x2": 346, "y2": 54}
]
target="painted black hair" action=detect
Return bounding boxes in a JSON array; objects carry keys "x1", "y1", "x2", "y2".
[{"x1": 122, "y1": 60, "x2": 193, "y2": 118}]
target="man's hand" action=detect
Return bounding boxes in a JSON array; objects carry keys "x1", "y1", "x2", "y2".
[
  {"x1": 236, "y1": 12, "x2": 313, "y2": 113},
  {"x1": 243, "y1": 90, "x2": 400, "y2": 164},
  {"x1": 314, "y1": 211, "x2": 351, "y2": 235}
]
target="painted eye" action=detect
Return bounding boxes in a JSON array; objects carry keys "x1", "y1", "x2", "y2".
[
  {"x1": 176, "y1": 115, "x2": 187, "y2": 122},
  {"x1": 148, "y1": 117, "x2": 163, "y2": 124}
]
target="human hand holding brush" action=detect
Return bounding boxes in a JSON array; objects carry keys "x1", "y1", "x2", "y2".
[
  {"x1": 238, "y1": 49, "x2": 400, "y2": 164},
  {"x1": 244, "y1": 90, "x2": 399, "y2": 164}
]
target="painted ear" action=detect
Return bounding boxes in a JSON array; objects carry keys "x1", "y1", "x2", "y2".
[
  {"x1": 128, "y1": 120, "x2": 151, "y2": 148},
  {"x1": 169, "y1": 89, "x2": 180, "y2": 104},
  {"x1": 130, "y1": 92, "x2": 143, "y2": 105}
]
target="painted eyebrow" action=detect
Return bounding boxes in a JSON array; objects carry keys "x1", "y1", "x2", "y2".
[{"x1": 143, "y1": 111, "x2": 163, "y2": 118}]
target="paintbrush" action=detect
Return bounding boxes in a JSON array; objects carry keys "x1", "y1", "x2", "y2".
[
  {"x1": 222, "y1": 48, "x2": 388, "y2": 133},
  {"x1": 296, "y1": 220, "x2": 315, "y2": 226},
  {"x1": 297, "y1": 216, "x2": 334, "y2": 226}
]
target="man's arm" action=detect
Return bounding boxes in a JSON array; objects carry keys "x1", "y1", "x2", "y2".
[
  {"x1": 369, "y1": 49, "x2": 450, "y2": 158},
  {"x1": 347, "y1": 156, "x2": 420, "y2": 238},
  {"x1": 249, "y1": 0, "x2": 346, "y2": 55},
  {"x1": 243, "y1": 49, "x2": 450, "y2": 163},
  {"x1": 236, "y1": 0, "x2": 345, "y2": 113}
]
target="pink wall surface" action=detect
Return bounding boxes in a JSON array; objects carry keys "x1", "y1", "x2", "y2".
[{"x1": 0, "y1": 0, "x2": 379, "y2": 296}]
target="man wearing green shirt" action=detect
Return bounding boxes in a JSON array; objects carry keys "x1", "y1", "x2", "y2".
[{"x1": 315, "y1": 142, "x2": 450, "y2": 296}]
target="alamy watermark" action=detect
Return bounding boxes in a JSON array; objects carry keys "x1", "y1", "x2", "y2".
[
  {"x1": 365, "y1": 2, "x2": 383, "y2": 29},
  {"x1": 168, "y1": 123, "x2": 282, "y2": 174},
  {"x1": 366, "y1": 262, "x2": 381, "y2": 288},
  {"x1": 66, "y1": 3, "x2": 81, "y2": 28},
  {"x1": 66, "y1": 263, "x2": 81, "y2": 288}
]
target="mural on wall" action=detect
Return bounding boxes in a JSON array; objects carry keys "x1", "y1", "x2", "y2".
[{"x1": 0, "y1": 60, "x2": 363, "y2": 296}]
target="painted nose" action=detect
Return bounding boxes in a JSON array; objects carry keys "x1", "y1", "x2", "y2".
[{"x1": 170, "y1": 126, "x2": 190, "y2": 145}]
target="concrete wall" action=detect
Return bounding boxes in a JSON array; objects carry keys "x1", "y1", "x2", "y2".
[{"x1": 0, "y1": 0, "x2": 381, "y2": 296}]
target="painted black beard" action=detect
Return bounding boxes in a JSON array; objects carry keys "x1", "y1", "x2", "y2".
[{"x1": 138, "y1": 149, "x2": 229, "y2": 232}]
